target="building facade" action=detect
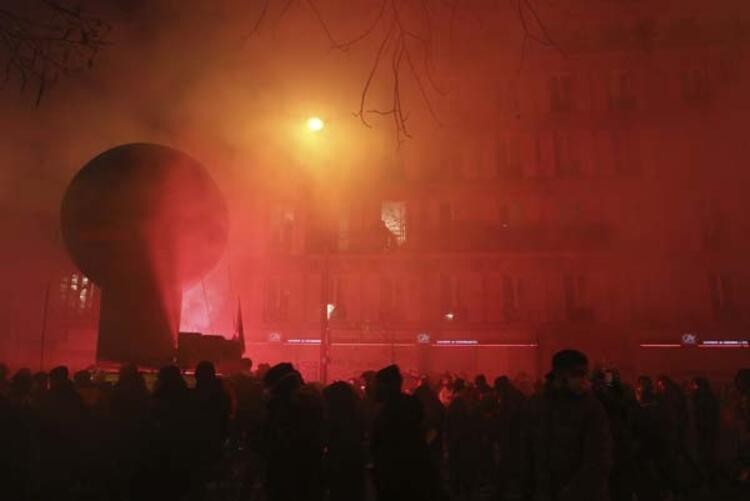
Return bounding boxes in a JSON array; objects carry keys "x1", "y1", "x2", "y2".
[{"x1": 242, "y1": 2, "x2": 750, "y2": 382}]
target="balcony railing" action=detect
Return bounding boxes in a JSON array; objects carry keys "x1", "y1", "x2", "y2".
[
  {"x1": 302, "y1": 222, "x2": 612, "y2": 254},
  {"x1": 409, "y1": 222, "x2": 612, "y2": 252}
]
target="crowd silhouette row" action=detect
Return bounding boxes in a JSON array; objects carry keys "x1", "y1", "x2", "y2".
[{"x1": 1, "y1": 350, "x2": 749, "y2": 501}]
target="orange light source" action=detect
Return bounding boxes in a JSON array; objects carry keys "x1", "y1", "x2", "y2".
[{"x1": 306, "y1": 116, "x2": 325, "y2": 132}]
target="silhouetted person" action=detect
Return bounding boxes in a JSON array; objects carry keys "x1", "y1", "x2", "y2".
[
  {"x1": 524, "y1": 350, "x2": 613, "y2": 501},
  {"x1": 591, "y1": 369, "x2": 637, "y2": 501},
  {"x1": 74, "y1": 369, "x2": 103, "y2": 408},
  {"x1": 654, "y1": 375, "x2": 698, "y2": 495},
  {"x1": 414, "y1": 375, "x2": 446, "y2": 492},
  {"x1": 493, "y1": 375, "x2": 526, "y2": 501},
  {"x1": 8, "y1": 368, "x2": 33, "y2": 410},
  {"x1": 445, "y1": 378, "x2": 481, "y2": 501},
  {"x1": 143, "y1": 365, "x2": 196, "y2": 501},
  {"x1": 263, "y1": 363, "x2": 324, "y2": 501},
  {"x1": 323, "y1": 381, "x2": 366, "y2": 501},
  {"x1": 371, "y1": 364, "x2": 433, "y2": 501},
  {"x1": 192, "y1": 361, "x2": 232, "y2": 493},
  {"x1": 38, "y1": 366, "x2": 86, "y2": 501},
  {"x1": 31, "y1": 371, "x2": 48, "y2": 403},
  {"x1": 633, "y1": 375, "x2": 672, "y2": 501},
  {"x1": 0, "y1": 380, "x2": 36, "y2": 500},
  {"x1": 475, "y1": 374, "x2": 491, "y2": 395},
  {"x1": 691, "y1": 376, "x2": 720, "y2": 486},
  {"x1": 108, "y1": 364, "x2": 151, "y2": 500}
]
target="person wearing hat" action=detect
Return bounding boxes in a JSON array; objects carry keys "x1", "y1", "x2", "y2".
[{"x1": 523, "y1": 350, "x2": 613, "y2": 501}]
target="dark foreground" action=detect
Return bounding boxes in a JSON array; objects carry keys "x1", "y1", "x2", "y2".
[{"x1": 0, "y1": 353, "x2": 749, "y2": 501}]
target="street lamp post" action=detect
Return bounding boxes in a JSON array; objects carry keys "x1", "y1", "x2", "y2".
[
  {"x1": 305, "y1": 116, "x2": 331, "y2": 383},
  {"x1": 319, "y1": 233, "x2": 331, "y2": 384}
]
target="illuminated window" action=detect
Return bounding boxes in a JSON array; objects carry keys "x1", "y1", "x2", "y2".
[
  {"x1": 381, "y1": 201, "x2": 407, "y2": 246},
  {"x1": 59, "y1": 272, "x2": 97, "y2": 318}
]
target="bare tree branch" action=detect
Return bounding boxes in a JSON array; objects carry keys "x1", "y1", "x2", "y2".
[
  {"x1": 0, "y1": 0, "x2": 110, "y2": 105},
  {"x1": 246, "y1": 0, "x2": 562, "y2": 139}
]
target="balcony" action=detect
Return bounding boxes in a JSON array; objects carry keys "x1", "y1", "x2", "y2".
[
  {"x1": 302, "y1": 222, "x2": 613, "y2": 255},
  {"x1": 409, "y1": 222, "x2": 613, "y2": 253}
]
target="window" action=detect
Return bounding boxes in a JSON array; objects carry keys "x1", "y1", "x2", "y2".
[
  {"x1": 553, "y1": 133, "x2": 581, "y2": 177},
  {"x1": 330, "y1": 276, "x2": 347, "y2": 320},
  {"x1": 497, "y1": 136, "x2": 522, "y2": 178},
  {"x1": 709, "y1": 273, "x2": 735, "y2": 320},
  {"x1": 502, "y1": 275, "x2": 522, "y2": 321},
  {"x1": 498, "y1": 202, "x2": 523, "y2": 229},
  {"x1": 263, "y1": 277, "x2": 289, "y2": 322},
  {"x1": 611, "y1": 131, "x2": 640, "y2": 176},
  {"x1": 682, "y1": 67, "x2": 710, "y2": 104},
  {"x1": 499, "y1": 204, "x2": 510, "y2": 228},
  {"x1": 564, "y1": 274, "x2": 594, "y2": 321},
  {"x1": 439, "y1": 202, "x2": 452, "y2": 229},
  {"x1": 701, "y1": 200, "x2": 725, "y2": 251},
  {"x1": 608, "y1": 71, "x2": 636, "y2": 110},
  {"x1": 59, "y1": 272, "x2": 97, "y2": 318},
  {"x1": 438, "y1": 202, "x2": 453, "y2": 248},
  {"x1": 439, "y1": 151, "x2": 461, "y2": 180},
  {"x1": 497, "y1": 81, "x2": 520, "y2": 115},
  {"x1": 381, "y1": 201, "x2": 407, "y2": 246},
  {"x1": 338, "y1": 211, "x2": 351, "y2": 251},
  {"x1": 379, "y1": 276, "x2": 403, "y2": 321},
  {"x1": 439, "y1": 274, "x2": 466, "y2": 321},
  {"x1": 560, "y1": 203, "x2": 583, "y2": 227},
  {"x1": 549, "y1": 74, "x2": 574, "y2": 112},
  {"x1": 269, "y1": 205, "x2": 295, "y2": 252}
]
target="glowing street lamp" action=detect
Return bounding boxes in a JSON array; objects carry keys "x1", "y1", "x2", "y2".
[{"x1": 306, "y1": 116, "x2": 325, "y2": 132}]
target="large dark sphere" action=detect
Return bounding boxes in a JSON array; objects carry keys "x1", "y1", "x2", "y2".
[{"x1": 61, "y1": 143, "x2": 228, "y2": 287}]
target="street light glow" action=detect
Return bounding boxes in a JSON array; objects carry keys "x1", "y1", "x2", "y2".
[{"x1": 306, "y1": 116, "x2": 325, "y2": 132}]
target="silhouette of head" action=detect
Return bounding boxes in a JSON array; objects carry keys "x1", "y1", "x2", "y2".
[
  {"x1": 49, "y1": 366, "x2": 70, "y2": 391},
  {"x1": 32, "y1": 371, "x2": 48, "y2": 392},
  {"x1": 11, "y1": 369, "x2": 33, "y2": 396},
  {"x1": 323, "y1": 381, "x2": 359, "y2": 418},
  {"x1": 264, "y1": 362, "x2": 303, "y2": 399},
  {"x1": 195, "y1": 360, "x2": 216, "y2": 387},
  {"x1": 116, "y1": 363, "x2": 147, "y2": 395},
  {"x1": 550, "y1": 350, "x2": 589, "y2": 396},
  {"x1": 155, "y1": 365, "x2": 187, "y2": 395},
  {"x1": 375, "y1": 364, "x2": 403, "y2": 401},
  {"x1": 264, "y1": 362, "x2": 296, "y2": 388},
  {"x1": 240, "y1": 358, "x2": 253, "y2": 373}
]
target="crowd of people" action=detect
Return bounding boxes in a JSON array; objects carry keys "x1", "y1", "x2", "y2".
[{"x1": 0, "y1": 351, "x2": 749, "y2": 501}]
